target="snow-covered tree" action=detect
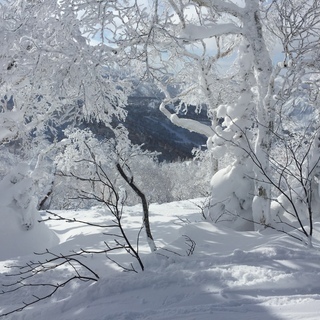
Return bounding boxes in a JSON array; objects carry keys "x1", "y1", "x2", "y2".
[
  {"x1": 2, "y1": 0, "x2": 320, "y2": 240},
  {"x1": 0, "y1": 0, "x2": 130, "y2": 233},
  {"x1": 99, "y1": 0, "x2": 320, "y2": 233},
  {"x1": 102, "y1": 0, "x2": 274, "y2": 229},
  {"x1": 265, "y1": 0, "x2": 320, "y2": 244}
]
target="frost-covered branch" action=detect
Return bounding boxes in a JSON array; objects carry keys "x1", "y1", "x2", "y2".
[
  {"x1": 0, "y1": 250, "x2": 99, "y2": 318},
  {"x1": 193, "y1": 0, "x2": 244, "y2": 18},
  {"x1": 159, "y1": 100, "x2": 213, "y2": 138},
  {"x1": 180, "y1": 23, "x2": 242, "y2": 41}
]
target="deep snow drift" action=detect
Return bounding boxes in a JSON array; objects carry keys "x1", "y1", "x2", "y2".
[{"x1": 1, "y1": 199, "x2": 320, "y2": 320}]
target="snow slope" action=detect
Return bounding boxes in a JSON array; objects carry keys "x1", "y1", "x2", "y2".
[{"x1": 1, "y1": 199, "x2": 320, "y2": 319}]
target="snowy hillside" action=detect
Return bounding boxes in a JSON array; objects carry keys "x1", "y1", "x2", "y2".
[{"x1": 1, "y1": 199, "x2": 320, "y2": 319}]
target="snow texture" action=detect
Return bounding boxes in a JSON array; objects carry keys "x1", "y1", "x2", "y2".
[{"x1": 1, "y1": 199, "x2": 320, "y2": 319}]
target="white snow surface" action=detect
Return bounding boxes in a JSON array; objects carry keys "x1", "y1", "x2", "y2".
[{"x1": 1, "y1": 199, "x2": 320, "y2": 319}]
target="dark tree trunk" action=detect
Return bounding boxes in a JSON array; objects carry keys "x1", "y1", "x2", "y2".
[{"x1": 116, "y1": 163, "x2": 156, "y2": 251}]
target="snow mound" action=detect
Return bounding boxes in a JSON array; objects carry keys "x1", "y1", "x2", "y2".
[{"x1": 0, "y1": 211, "x2": 58, "y2": 260}]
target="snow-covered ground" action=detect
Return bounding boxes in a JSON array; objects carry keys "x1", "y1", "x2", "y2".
[{"x1": 1, "y1": 199, "x2": 320, "y2": 319}]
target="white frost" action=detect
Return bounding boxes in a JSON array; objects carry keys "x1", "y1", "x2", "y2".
[{"x1": 181, "y1": 23, "x2": 242, "y2": 40}]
